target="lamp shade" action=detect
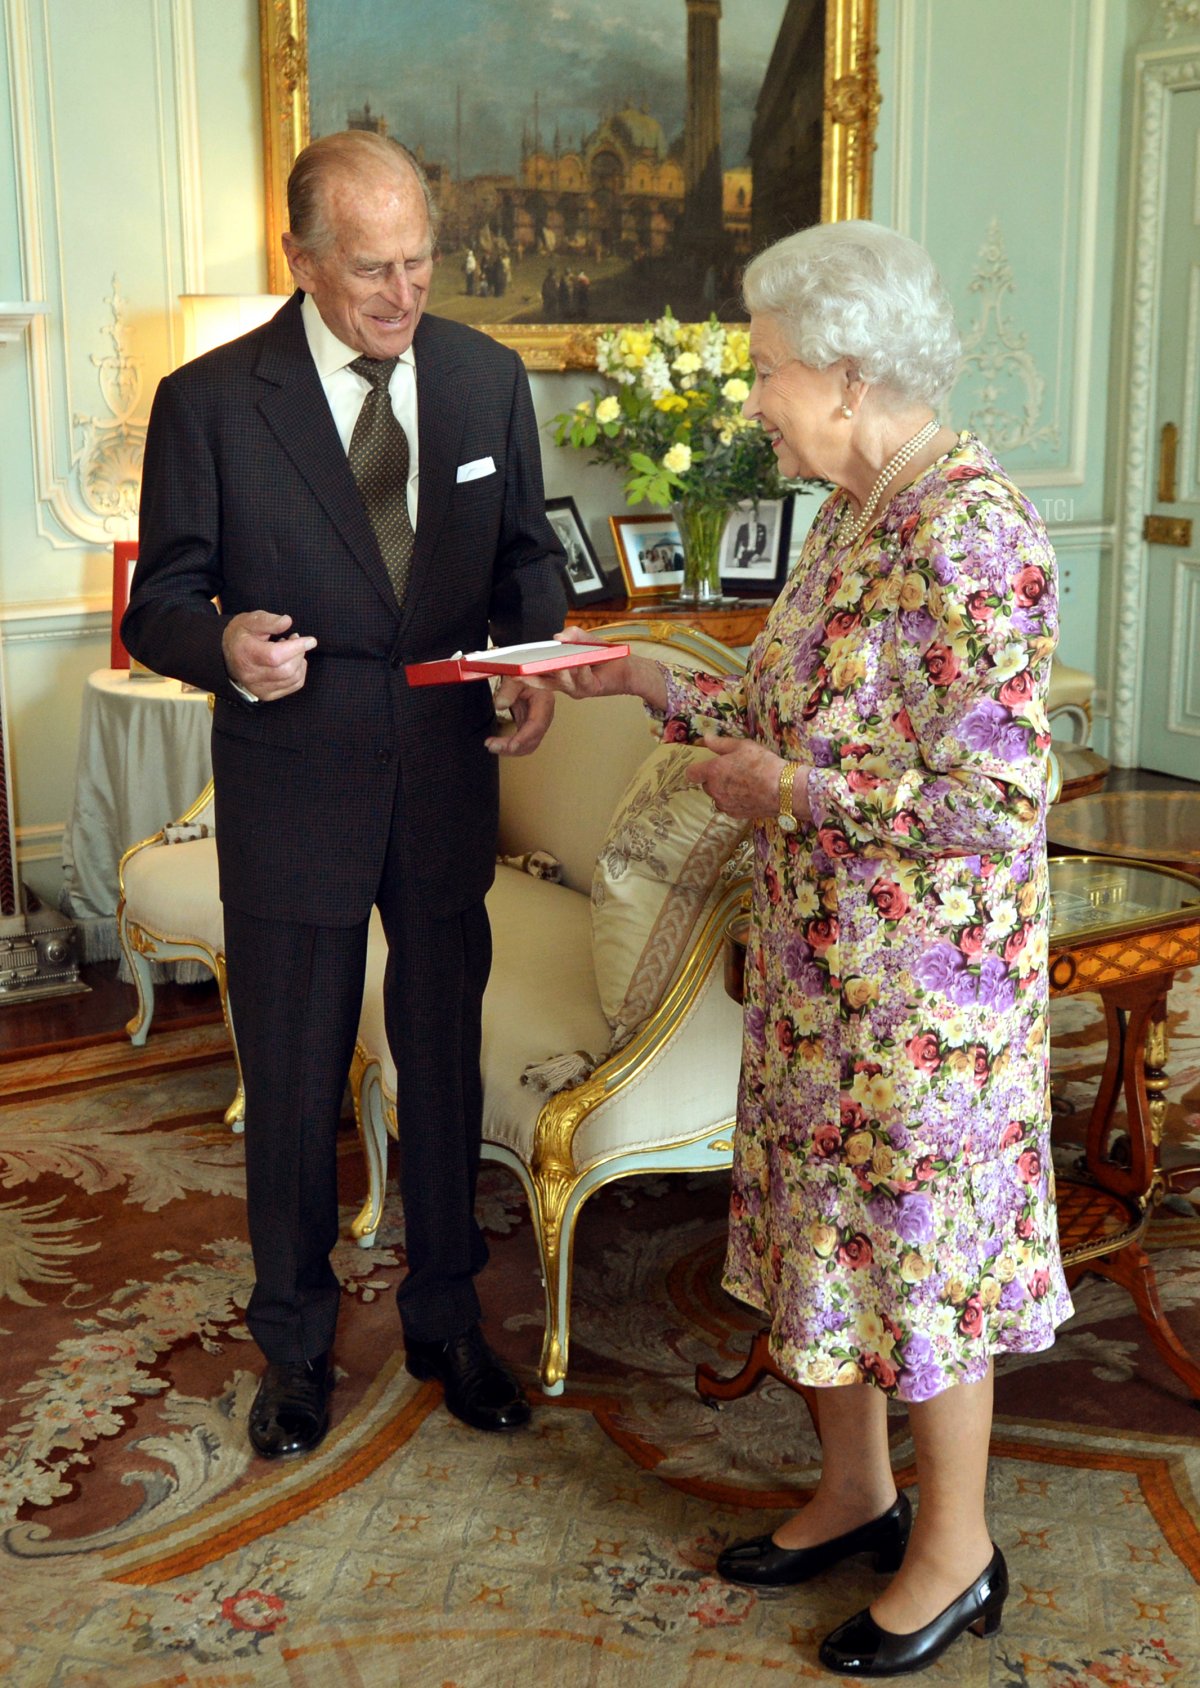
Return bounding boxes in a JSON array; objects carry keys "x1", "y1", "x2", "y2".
[{"x1": 180, "y1": 294, "x2": 289, "y2": 363}]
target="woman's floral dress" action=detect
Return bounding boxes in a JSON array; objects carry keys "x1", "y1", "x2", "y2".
[{"x1": 662, "y1": 433, "x2": 1073, "y2": 1401}]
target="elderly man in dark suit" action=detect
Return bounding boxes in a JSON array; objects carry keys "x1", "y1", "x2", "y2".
[{"x1": 123, "y1": 131, "x2": 566, "y2": 1457}]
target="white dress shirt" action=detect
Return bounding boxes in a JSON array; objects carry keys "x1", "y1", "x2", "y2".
[{"x1": 301, "y1": 292, "x2": 419, "y2": 529}]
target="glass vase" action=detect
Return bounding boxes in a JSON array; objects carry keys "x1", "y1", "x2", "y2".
[{"x1": 671, "y1": 499, "x2": 731, "y2": 606}]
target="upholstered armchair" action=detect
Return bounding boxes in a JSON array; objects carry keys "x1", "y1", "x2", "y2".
[
  {"x1": 1047, "y1": 655, "x2": 1095, "y2": 744},
  {"x1": 350, "y1": 624, "x2": 752, "y2": 1394},
  {"x1": 117, "y1": 780, "x2": 245, "y2": 1132}
]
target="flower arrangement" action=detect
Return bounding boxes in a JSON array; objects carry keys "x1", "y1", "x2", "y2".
[{"x1": 552, "y1": 311, "x2": 792, "y2": 510}]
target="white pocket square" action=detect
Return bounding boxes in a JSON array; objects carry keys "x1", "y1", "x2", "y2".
[{"x1": 456, "y1": 456, "x2": 496, "y2": 483}]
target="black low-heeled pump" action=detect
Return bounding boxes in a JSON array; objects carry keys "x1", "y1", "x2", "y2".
[
  {"x1": 716, "y1": 1491, "x2": 912, "y2": 1590},
  {"x1": 818, "y1": 1544, "x2": 1008, "y2": 1677}
]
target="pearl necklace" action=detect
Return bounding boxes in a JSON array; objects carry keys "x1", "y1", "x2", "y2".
[{"x1": 838, "y1": 419, "x2": 940, "y2": 547}]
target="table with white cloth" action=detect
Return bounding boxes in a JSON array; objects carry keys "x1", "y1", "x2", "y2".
[{"x1": 62, "y1": 669, "x2": 213, "y2": 972}]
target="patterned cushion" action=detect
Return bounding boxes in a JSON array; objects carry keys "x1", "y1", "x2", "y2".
[{"x1": 591, "y1": 741, "x2": 750, "y2": 1048}]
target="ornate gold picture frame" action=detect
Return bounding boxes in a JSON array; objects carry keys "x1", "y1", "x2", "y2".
[{"x1": 258, "y1": 0, "x2": 879, "y2": 370}]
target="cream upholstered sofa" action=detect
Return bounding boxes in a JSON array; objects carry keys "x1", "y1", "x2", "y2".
[
  {"x1": 117, "y1": 781, "x2": 245, "y2": 1132},
  {"x1": 350, "y1": 624, "x2": 752, "y2": 1395}
]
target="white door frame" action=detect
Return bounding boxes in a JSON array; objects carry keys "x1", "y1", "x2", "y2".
[{"x1": 1112, "y1": 45, "x2": 1200, "y2": 767}]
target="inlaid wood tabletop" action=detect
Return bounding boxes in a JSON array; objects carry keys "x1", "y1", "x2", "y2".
[{"x1": 1046, "y1": 789, "x2": 1200, "y2": 875}]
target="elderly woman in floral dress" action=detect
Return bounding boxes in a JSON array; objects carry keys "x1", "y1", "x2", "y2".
[{"x1": 531, "y1": 220, "x2": 1072, "y2": 1677}]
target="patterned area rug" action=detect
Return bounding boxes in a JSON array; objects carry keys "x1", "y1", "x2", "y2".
[{"x1": 0, "y1": 987, "x2": 1198, "y2": 1687}]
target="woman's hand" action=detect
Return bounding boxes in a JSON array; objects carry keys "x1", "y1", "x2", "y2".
[
  {"x1": 687, "y1": 733, "x2": 812, "y2": 824},
  {"x1": 519, "y1": 626, "x2": 668, "y2": 711}
]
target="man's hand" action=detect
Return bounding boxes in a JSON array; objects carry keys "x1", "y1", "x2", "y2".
[
  {"x1": 687, "y1": 732, "x2": 811, "y2": 823},
  {"x1": 222, "y1": 611, "x2": 317, "y2": 701},
  {"x1": 486, "y1": 678, "x2": 556, "y2": 756}
]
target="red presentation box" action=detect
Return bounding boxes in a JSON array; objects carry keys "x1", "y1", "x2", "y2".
[{"x1": 405, "y1": 640, "x2": 629, "y2": 687}]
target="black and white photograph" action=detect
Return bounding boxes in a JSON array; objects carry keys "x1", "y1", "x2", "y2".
[
  {"x1": 718, "y1": 496, "x2": 794, "y2": 596},
  {"x1": 545, "y1": 496, "x2": 611, "y2": 606},
  {"x1": 610, "y1": 512, "x2": 686, "y2": 600}
]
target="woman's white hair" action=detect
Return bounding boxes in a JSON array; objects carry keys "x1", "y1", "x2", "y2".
[{"x1": 742, "y1": 220, "x2": 961, "y2": 407}]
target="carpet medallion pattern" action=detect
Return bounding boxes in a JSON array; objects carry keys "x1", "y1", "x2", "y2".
[{"x1": 0, "y1": 989, "x2": 1197, "y2": 1685}]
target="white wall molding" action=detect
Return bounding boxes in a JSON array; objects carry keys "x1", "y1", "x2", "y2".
[
  {"x1": 15, "y1": 821, "x2": 63, "y2": 864},
  {"x1": 0, "y1": 600, "x2": 109, "y2": 646},
  {"x1": 5, "y1": 0, "x2": 204, "y2": 546},
  {"x1": 1110, "y1": 49, "x2": 1200, "y2": 765},
  {"x1": 889, "y1": 0, "x2": 1104, "y2": 490}
]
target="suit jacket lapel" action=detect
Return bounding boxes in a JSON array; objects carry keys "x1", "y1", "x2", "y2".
[{"x1": 254, "y1": 294, "x2": 402, "y2": 620}]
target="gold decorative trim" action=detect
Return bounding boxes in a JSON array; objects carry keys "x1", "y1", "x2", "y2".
[{"x1": 258, "y1": 1, "x2": 880, "y2": 366}]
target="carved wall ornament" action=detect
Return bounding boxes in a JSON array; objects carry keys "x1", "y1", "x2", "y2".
[
  {"x1": 957, "y1": 220, "x2": 1059, "y2": 456},
  {"x1": 68, "y1": 280, "x2": 147, "y2": 536},
  {"x1": 1159, "y1": 1, "x2": 1200, "y2": 37}
]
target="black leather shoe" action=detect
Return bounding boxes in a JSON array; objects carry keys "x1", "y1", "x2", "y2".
[
  {"x1": 247, "y1": 1354, "x2": 332, "y2": 1459},
  {"x1": 405, "y1": 1325, "x2": 531, "y2": 1432},
  {"x1": 717, "y1": 1492, "x2": 911, "y2": 1589},
  {"x1": 818, "y1": 1544, "x2": 1008, "y2": 1677}
]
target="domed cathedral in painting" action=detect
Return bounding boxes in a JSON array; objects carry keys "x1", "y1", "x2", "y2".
[{"x1": 512, "y1": 102, "x2": 686, "y2": 264}]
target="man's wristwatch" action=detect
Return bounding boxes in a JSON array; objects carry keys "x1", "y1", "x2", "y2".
[{"x1": 777, "y1": 761, "x2": 799, "y2": 833}]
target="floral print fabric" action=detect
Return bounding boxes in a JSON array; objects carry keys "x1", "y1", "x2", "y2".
[{"x1": 662, "y1": 433, "x2": 1073, "y2": 1401}]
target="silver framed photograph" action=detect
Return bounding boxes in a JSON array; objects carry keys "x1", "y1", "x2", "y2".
[
  {"x1": 545, "y1": 495, "x2": 611, "y2": 606},
  {"x1": 719, "y1": 497, "x2": 794, "y2": 597}
]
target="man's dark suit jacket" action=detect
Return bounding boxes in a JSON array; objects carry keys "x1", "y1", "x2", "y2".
[{"x1": 124, "y1": 293, "x2": 566, "y2": 926}]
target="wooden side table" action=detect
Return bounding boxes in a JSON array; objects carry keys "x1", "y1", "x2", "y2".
[
  {"x1": 1047, "y1": 789, "x2": 1200, "y2": 875},
  {"x1": 704, "y1": 855, "x2": 1200, "y2": 1408},
  {"x1": 568, "y1": 598, "x2": 771, "y2": 647}
]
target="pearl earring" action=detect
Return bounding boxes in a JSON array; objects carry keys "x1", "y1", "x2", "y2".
[{"x1": 840, "y1": 404, "x2": 853, "y2": 420}]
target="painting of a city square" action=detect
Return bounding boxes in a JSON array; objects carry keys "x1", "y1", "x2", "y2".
[{"x1": 306, "y1": 0, "x2": 824, "y2": 326}]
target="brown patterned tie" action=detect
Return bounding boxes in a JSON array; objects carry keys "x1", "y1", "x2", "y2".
[{"x1": 348, "y1": 355, "x2": 415, "y2": 604}]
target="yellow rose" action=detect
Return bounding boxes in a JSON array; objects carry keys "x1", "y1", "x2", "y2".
[
  {"x1": 898, "y1": 572, "x2": 927, "y2": 611},
  {"x1": 900, "y1": 1251, "x2": 931, "y2": 1283},
  {"x1": 574, "y1": 398, "x2": 593, "y2": 416},
  {"x1": 946, "y1": 1049, "x2": 973, "y2": 1079},
  {"x1": 722, "y1": 377, "x2": 750, "y2": 404},
  {"x1": 662, "y1": 443, "x2": 692, "y2": 474},
  {"x1": 993, "y1": 1253, "x2": 1017, "y2": 1284},
  {"x1": 835, "y1": 1361, "x2": 865, "y2": 1386},
  {"x1": 857, "y1": 1311, "x2": 886, "y2": 1348},
  {"x1": 979, "y1": 1275, "x2": 1002, "y2": 1310},
  {"x1": 1017, "y1": 880, "x2": 1039, "y2": 919},
  {"x1": 871, "y1": 1142, "x2": 896, "y2": 1179},
  {"x1": 807, "y1": 1354, "x2": 840, "y2": 1385},
  {"x1": 810, "y1": 1221, "x2": 838, "y2": 1258},
  {"x1": 653, "y1": 393, "x2": 688, "y2": 414},
  {"x1": 829, "y1": 650, "x2": 867, "y2": 692},
  {"x1": 594, "y1": 395, "x2": 620, "y2": 425},
  {"x1": 672, "y1": 350, "x2": 702, "y2": 375},
  {"x1": 944, "y1": 1275, "x2": 969, "y2": 1306},
  {"x1": 844, "y1": 1130, "x2": 874, "y2": 1165},
  {"x1": 843, "y1": 975, "x2": 878, "y2": 1012}
]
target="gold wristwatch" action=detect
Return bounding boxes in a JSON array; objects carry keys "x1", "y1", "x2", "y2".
[{"x1": 777, "y1": 761, "x2": 799, "y2": 833}]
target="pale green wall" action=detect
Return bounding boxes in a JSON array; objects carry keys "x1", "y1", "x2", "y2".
[{"x1": 0, "y1": 0, "x2": 1184, "y2": 899}]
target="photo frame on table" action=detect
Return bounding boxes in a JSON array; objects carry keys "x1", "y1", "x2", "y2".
[
  {"x1": 610, "y1": 512, "x2": 685, "y2": 601},
  {"x1": 545, "y1": 496, "x2": 611, "y2": 606},
  {"x1": 258, "y1": 0, "x2": 880, "y2": 369},
  {"x1": 719, "y1": 497, "x2": 794, "y2": 597}
]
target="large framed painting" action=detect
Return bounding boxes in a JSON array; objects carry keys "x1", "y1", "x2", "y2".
[{"x1": 259, "y1": 0, "x2": 879, "y2": 369}]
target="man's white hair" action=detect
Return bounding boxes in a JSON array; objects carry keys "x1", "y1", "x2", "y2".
[{"x1": 743, "y1": 220, "x2": 961, "y2": 407}]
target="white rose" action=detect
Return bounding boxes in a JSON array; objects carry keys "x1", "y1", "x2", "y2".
[{"x1": 662, "y1": 443, "x2": 692, "y2": 474}]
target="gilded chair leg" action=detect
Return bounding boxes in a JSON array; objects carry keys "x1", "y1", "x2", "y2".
[
  {"x1": 351, "y1": 1046, "x2": 389, "y2": 1248},
  {"x1": 532, "y1": 1173, "x2": 580, "y2": 1398},
  {"x1": 215, "y1": 955, "x2": 245, "y2": 1134},
  {"x1": 119, "y1": 911, "x2": 156, "y2": 1047}
]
